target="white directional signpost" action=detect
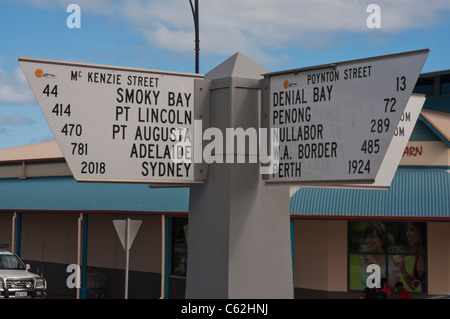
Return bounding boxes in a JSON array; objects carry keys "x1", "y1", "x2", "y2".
[
  {"x1": 19, "y1": 57, "x2": 206, "y2": 184},
  {"x1": 19, "y1": 50, "x2": 429, "y2": 299},
  {"x1": 113, "y1": 219, "x2": 142, "y2": 299},
  {"x1": 262, "y1": 49, "x2": 429, "y2": 185}
]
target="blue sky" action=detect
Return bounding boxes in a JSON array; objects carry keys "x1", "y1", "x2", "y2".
[{"x1": 1, "y1": 0, "x2": 450, "y2": 149}]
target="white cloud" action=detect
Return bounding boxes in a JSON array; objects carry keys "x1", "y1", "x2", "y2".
[
  {"x1": 142, "y1": 23, "x2": 194, "y2": 53},
  {"x1": 0, "y1": 114, "x2": 35, "y2": 126},
  {"x1": 109, "y1": 0, "x2": 450, "y2": 67},
  {"x1": 0, "y1": 67, "x2": 35, "y2": 104},
  {"x1": 11, "y1": 0, "x2": 450, "y2": 68}
]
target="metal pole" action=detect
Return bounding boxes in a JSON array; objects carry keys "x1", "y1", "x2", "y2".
[
  {"x1": 189, "y1": 0, "x2": 199, "y2": 74},
  {"x1": 124, "y1": 218, "x2": 130, "y2": 299},
  {"x1": 80, "y1": 214, "x2": 88, "y2": 299},
  {"x1": 195, "y1": 0, "x2": 199, "y2": 74},
  {"x1": 159, "y1": 215, "x2": 165, "y2": 299},
  {"x1": 77, "y1": 214, "x2": 82, "y2": 299},
  {"x1": 16, "y1": 213, "x2": 22, "y2": 257},
  {"x1": 11, "y1": 213, "x2": 16, "y2": 254},
  {"x1": 164, "y1": 216, "x2": 170, "y2": 299},
  {"x1": 159, "y1": 215, "x2": 171, "y2": 299}
]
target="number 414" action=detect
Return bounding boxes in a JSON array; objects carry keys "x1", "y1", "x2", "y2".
[{"x1": 52, "y1": 103, "x2": 71, "y2": 117}]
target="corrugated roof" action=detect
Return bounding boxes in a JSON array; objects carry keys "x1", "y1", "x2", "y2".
[
  {"x1": 420, "y1": 109, "x2": 450, "y2": 146},
  {"x1": 290, "y1": 169, "x2": 450, "y2": 219},
  {"x1": 0, "y1": 176, "x2": 189, "y2": 213},
  {"x1": 0, "y1": 141, "x2": 63, "y2": 163},
  {"x1": 419, "y1": 69, "x2": 450, "y2": 78}
]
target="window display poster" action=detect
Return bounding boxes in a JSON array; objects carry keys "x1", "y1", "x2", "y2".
[{"x1": 348, "y1": 221, "x2": 426, "y2": 293}]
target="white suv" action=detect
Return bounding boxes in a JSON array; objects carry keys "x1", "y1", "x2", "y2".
[{"x1": 0, "y1": 246, "x2": 47, "y2": 298}]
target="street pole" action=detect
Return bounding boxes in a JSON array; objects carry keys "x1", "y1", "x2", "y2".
[
  {"x1": 189, "y1": 0, "x2": 199, "y2": 74},
  {"x1": 124, "y1": 218, "x2": 130, "y2": 299},
  {"x1": 185, "y1": 53, "x2": 294, "y2": 298}
]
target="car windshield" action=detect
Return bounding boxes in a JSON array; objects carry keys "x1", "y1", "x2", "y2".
[{"x1": 0, "y1": 254, "x2": 25, "y2": 270}]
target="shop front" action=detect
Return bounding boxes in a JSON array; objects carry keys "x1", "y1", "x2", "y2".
[
  {"x1": 291, "y1": 130, "x2": 450, "y2": 298},
  {"x1": 0, "y1": 141, "x2": 190, "y2": 298},
  {"x1": 291, "y1": 70, "x2": 450, "y2": 298}
]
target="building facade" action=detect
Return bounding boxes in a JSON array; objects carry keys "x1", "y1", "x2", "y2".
[
  {"x1": 1, "y1": 70, "x2": 449, "y2": 298},
  {"x1": 291, "y1": 70, "x2": 450, "y2": 298},
  {"x1": 0, "y1": 141, "x2": 189, "y2": 298}
]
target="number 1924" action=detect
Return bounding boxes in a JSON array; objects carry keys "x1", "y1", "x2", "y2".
[{"x1": 348, "y1": 159, "x2": 370, "y2": 175}]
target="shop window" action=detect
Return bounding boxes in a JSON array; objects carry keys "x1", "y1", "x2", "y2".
[
  {"x1": 440, "y1": 74, "x2": 450, "y2": 96},
  {"x1": 170, "y1": 217, "x2": 188, "y2": 276},
  {"x1": 348, "y1": 221, "x2": 426, "y2": 294},
  {"x1": 413, "y1": 77, "x2": 434, "y2": 96}
]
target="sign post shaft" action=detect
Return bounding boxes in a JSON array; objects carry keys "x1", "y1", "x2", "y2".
[
  {"x1": 112, "y1": 218, "x2": 141, "y2": 299},
  {"x1": 186, "y1": 53, "x2": 294, "y2": 298}
]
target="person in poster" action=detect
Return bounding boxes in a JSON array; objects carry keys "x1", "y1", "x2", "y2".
[
  {"x1": 391, "y1": 222, "x2": 426, "y2": 292},
  {"x1": 359, "y1": 222, "x2": 398, "y2": 290},
  {"x1": 349, "y1": 221, "x2": 427, "y2": 294}
]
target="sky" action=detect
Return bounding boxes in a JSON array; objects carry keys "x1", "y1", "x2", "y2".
[{"x1": 1, "y1": 0, "x2": 450, "y2": 149}]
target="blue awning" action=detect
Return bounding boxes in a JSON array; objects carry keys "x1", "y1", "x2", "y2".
[
  {"x1": 0, "y1": 176, "x2": 189, "y2": 213},
  {"x1": 290, "y1": 168, "x2": 450, "y2": 219}
]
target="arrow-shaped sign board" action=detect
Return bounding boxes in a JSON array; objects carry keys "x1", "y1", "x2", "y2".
[
  {"x1": 262, "y1": 49, "x2": 429, "y2": 185},
  {"x1": 19, "y1": 57, "x2": 205, "y2": 184},
  {"x1": 290, "y1": 93, "x2": 425, "y2": 192}
]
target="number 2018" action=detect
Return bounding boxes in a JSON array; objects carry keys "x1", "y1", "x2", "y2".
[{"x1": 81, "y1": 161, "x2": 105, "y2": 174}]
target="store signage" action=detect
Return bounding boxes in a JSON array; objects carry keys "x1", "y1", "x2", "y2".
[
  {"x1": 19, "y1": 57, "x2": 205, "y2": 184},
  {"x1": 262, "y1": 49, "x2": 429, "y2": 184}
]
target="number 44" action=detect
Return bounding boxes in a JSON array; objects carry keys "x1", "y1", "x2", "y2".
[{"x1": 42, "y1": 84, "x2": 58, "y2": 97}]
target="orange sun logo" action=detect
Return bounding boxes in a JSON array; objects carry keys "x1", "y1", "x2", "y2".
[
  {"x1": 283, "y1": 80, "x2": 289, "y2": 89},
  {"x1": 35, "y1": 69, "x2": 44, "y2": 78}
]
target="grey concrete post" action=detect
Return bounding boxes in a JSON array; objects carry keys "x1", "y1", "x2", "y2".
[{"x1": 186, "y1": 53, "x2": 293, "y2": 298}]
